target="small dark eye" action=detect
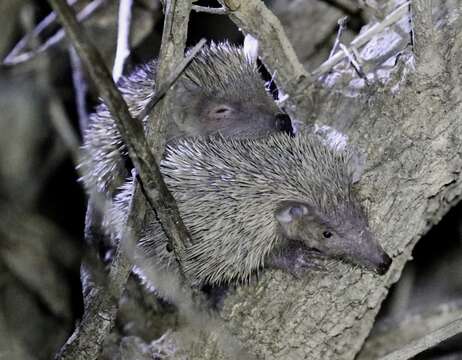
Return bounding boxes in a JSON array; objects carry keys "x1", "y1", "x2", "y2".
[
  {"x1": 215, "y1": 107, "x2": 229, "y2": 114},
  {"x1": 212, "y1": 106, "x2": 232, "y2": 117},
  {"x1": 322, "y1": 231, "x2": 332, "y2": 239}
]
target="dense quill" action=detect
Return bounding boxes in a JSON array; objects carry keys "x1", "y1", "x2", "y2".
[
  {"x1": 111, "y1": 132, "x2": 392, "y2": 287},
  {"x1": 80, "y1": 42, "x2": 289, "y2": 193}
]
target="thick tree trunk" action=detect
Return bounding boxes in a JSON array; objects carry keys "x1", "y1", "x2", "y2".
[{"x1": 180, "y1": 3, "x2": 462, "y2": 360}]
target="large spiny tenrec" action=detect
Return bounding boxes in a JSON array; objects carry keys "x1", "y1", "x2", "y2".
[
  {"x1": 111, "y1": 131, "x2": 392, "y2": 287},
  {"x1": 80, "y1": 42, "x2": 291, "y2": 193}
]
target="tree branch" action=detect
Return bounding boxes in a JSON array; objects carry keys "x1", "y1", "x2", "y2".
[
  {"x1": 112, "y1": 0, "x2": 133, "y2": 82},
  {"x1": 192, "y1": 5, "x2": 228, "y2": 15},
  {"x1": 137, "y1": 38, "x2": 206, "y2": 121},
  {"x1": 410, "y1": 0, "x2": 445, "y2": 76},
  {"x1": 55, "y1": 185, "x2": 139, "y2": 360},
  {"x1": 379, "y1": 317, "x2": 462, "y2": 360},
  {"x1": 46, "y1": 0, "x2": 192, "y2": 272},
  {"x1": 411, "y1": 0, "x2": 432, "y2": 62},
  {"x1": 144, "y1": 0, "x2": 192, "y2": 158},
  {"x1": 46, "y1": 0, "x2": 196, "y2": 358},
  {"x1": 358, "y1": 301, "x2": 462, "y2": 359},
  {"x1": 216, "y1": 0, "x2": 315, "y2": 125},
  {"x1": 68, "y1": 46, "x2": 89, "y2": 132},
  {"x1": 3, "y1": 0, "x2": 105, "y2": 66},
  {"x1": 312, "y1": 2, "x2": 410, "y2": 77}
]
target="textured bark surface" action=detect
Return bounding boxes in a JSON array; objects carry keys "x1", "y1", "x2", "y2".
[
  {"x1": 181, "y1": 5, "x2": 462, "y2": 360},
  {"x1": 358, "y1": 301, "x2": 462, "y2": 359},
  {"x1": 270, "y1": 0, "x2": 358, "y2": 69}
]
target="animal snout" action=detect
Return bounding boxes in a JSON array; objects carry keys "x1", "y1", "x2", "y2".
[
  {"x1": 375, "y1": 253, "x2": 392, "y2": 275},
  {"x1": 275, "y1": 113, "x2": 294, "y2": 136}
]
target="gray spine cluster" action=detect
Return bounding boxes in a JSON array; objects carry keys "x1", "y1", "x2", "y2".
[
  {"x1": 80, "y1": 63, "x2": 155, "y2": 193},
  {"x1": 111, "y1": 131, "x2": 367, "y2": 286},
  {"x1": 80, "y1": 42, "x2": 276, "y2": 193},
  {"x1": 184, "y1": 42, "x2": 269, "y2": 102}
]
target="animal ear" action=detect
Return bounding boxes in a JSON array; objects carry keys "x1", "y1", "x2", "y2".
[
  {"x1": 275, "y1": 203, "x2": 309, "y2": 224},
  {"x1": 243, "y1": 34, "x2": 259, "y2": 63}
]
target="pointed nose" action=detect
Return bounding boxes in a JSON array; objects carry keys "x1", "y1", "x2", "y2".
[
  {"x1": 275, "y1": 113, "x2": 294, "y2": 136},
  {"x1": 375, "y1": 253, "x2": 392, "y2": 275}
]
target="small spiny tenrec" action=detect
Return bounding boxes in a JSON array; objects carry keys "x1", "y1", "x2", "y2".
[
  {"x1": 111, "y1": 131, "x2": 392, "y2": 286},
  {"x1": 80, "y1": 42, "x2": 291, "y2": 194}
]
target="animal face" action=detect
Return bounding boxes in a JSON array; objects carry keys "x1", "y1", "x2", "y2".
[
  {"x1": 275, "y1": 201, "x2": 392, "y2": 275},
  {"x1": 194, "y1": 97, "x2": 292, "y2": 139}
]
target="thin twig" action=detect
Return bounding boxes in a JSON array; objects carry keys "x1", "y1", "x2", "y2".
[
  {"x1": 47, "y1": 0, "x2": 192, "y2": 271},
  {"x1": 48, "y1": 0, "x2": 196, "y2": 358},
  {"x1": 55, "y1": 186, "x2": 138, "y2": 360},
  {"x1": 112, "y1": 0, "x2": 133, "y2": 81},
  {"x1": 319, "y1": 16, "x2": 348, "y2": 84},
  {"x1": 217, "y1": 0, "x2": 314, "y2": 125},
  {"x1": 138, "y1": 38, "x2": 206, "y2": 121},
  {"x1": 49, "y1": 44, "x2": 149, "y2": 360},
  {"x1": 329, "y1": 16, "x2": 348, "y2": 59},
  {"x1": 69, "y1": 46, "x2": 89, "y2": 132},
  {"x1": 379, "y1": 317, "x2": 462, "y2": 360},
  {"x1": 192, "y1": 5, "x2": 228, "y2": 15},
  {"x1": 145, "y1": 0, "x2": 192, "y2": 158},
  {"x1": 3, "y1": 0, "x2": 105, "y2": 66},
  {"x1": 312, "y1": 2, "x2": 410, "y2": 77},
  {"x1": 40, "y1": 23, "x2": 127, "y2": 358},
  {"x1": 339, "y1": 43, "x2": 368, "y2": 82}
]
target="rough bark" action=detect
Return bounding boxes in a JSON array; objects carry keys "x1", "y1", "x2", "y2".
[
  {"x1": 176, "y1": 2, "x2": 462, "y2": 360},
  {"x1": 358, "y1": 301, "x2": 462, "y2": 359},
  {"x1": 269, "y1": 0, "x2": 357, "y2": 69},
  {"x1": 216, "y1": 0, "x2": 315, "y2": 124}
]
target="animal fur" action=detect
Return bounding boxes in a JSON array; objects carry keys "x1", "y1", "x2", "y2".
[
  {"x1": 110, "y1": 131, "x2": 391, "y2": 287},
  {"x1": 80, "y1": 42, "x2": 285, "y2": 194}
]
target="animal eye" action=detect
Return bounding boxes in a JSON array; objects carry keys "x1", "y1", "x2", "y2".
[
  {"x1": 322, "y1": 231, "x2": 332, "y2": 239},
  {"x1": 212, "y1": 105, "x2": 233, "y2": 117}
]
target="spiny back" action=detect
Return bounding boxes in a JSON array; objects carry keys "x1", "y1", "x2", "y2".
[
  {"x1": 115, "y1": 132, "x2": 359, "y2": 286},
  {"x1": 80, "y1": 42, "x2": 276, "y2": 193},
  {"x1": 184, "y1": 42, "x2": 270, "y2": 102}
]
